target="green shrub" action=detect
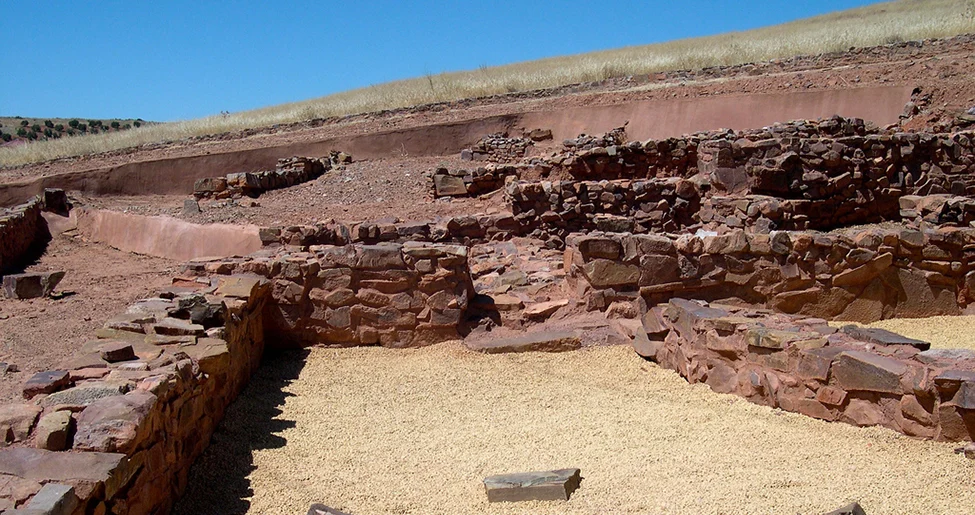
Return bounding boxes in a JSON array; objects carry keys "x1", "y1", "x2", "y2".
[
  {"x1": 68, "y1": 119, "x2": 79, "y2": 128},
  {"x1": 88, "y1": 120, "x2": 101, "y2": 127},
  {"x1": 54, "y1": 124, "x2": 64, "y2": 132},
  {"x1": 133, "y1": 121, "x2": 141, "y2": 128},
  {"x1": 0, "y1": 133, "x2": 11, "y2": 142},
  {"x1": 78, "y1": 123, "x2": 87, "y2": 132},
  {"x1": 122, "y1": 123, "x2": 131, "y2": 130},
  {"x1": 20, "y1": 120, "x2": 29, "y2": 127},
  {"x1": 66, "y1": 129, "x2": 75, "y2": 136},
  {"x1": 43, "y1": 128, "x2": 53, "y2": 137},
  {"x1": 44, "y1": 120, "x2": 54, "y2": 128},
  {"x1": 110, "y1": 121, "x2": 120, "y2": 129},
  {"x1": 16, "y1": 127, "x2": 27, "y2": 136},
  {"x1": 31, "y1": 124, "x2": 41, "y2": 132},
  {"x1": 26, "y1": 131, "x2": 36, "y2": 140}
]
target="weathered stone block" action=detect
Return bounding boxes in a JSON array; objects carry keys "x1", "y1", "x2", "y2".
[
  {"x1": 0, "y1": 404, "x2": 42, "y2": 443},
  {"x1": 483, "y1": 468, "x2": 581, "y2": 502},
  {"x1": 73, "y1": 392, "x2": 157, "y2": 454},
  {"x1": 34, "y1": 411, "x2": 73, "y2": 451},
  {"x1": 832, "y1": 351, "x2": 907, "y2": 394},
  {"x1": 23, "y1": 370, "x2": 70, "y2": 399},
  {"x1": 466, "y1": 331, "x2": 581, "y2": 354}
]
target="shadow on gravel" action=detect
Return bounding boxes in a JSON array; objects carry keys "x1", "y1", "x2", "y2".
[{"x1": 173, "y1": 348, "x2": 309, "y2": 515}]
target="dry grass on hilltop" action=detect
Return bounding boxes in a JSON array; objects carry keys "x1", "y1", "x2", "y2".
[{"x1": 3, "y1": 0, "x2": 975, "y2": 168}]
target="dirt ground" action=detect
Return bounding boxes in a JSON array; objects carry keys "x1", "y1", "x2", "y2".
[
  {"x1": 75, "y1": 155, "x2": 507, "y2": 226},
  {"x1": 175, "y1": 344, "x2": 975, "y2": 515},
  {"x1": 0, "y1": 234, "x2": 175, "y2": 403}
]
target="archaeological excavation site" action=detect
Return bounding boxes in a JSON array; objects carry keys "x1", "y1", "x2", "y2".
[{"x1": 4, "y1": 34, "x2": 975, "y2": 515}]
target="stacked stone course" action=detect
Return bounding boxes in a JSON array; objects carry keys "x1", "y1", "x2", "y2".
[
  {"x1": 182, "y1": 242, "x2": 474, "y2": 348},
  {"x1": 193, "y1": 153, "x2": 350, "y2": 199},
  {"x1": 431, "y1": 164, "x2": 520, "y2": 197},
  {"x1": 566, "y1": 225, "x2": 975, "y2": 323},
  {"x1": 461, "y1": 132, "x2": 533, "y2": 163},
  {"x1": 639, "y1": 298, "x2": 975, "y2": 441},
  {"x1": 0, "y1": 189, "x2": 68, "y2": 278}
]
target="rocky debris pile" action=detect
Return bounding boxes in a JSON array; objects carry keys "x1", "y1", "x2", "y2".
[
  {"x1": 635, "y1": 298, "x2": 975, "y2": 441},
  {"x1": 431, "y1": 164, "x2": 520, "y2": 197},
  {"x1": 193, "y1": 152, "x2": 350, "y2": 200},
  {"x1": 2, "y1": 271, "x2": 65, "y2": 299},
  {"x1": 565, "y1": 223, "x2": 975, "y2": 323},
  {"x1": 898, "y1": 194, "x2": 975, "y2": 226},
  {"x1": 180, "y1": 241, "x2": 474, "y2": 348},
  {"x1": 461, "y1": 132, "x2": 533, "y2": 163},
  {"x1": 0, "y1": 274, "x2": 269, "y2": 513},
  {"x1": 561, "y1": 126, "x2": 627, "y2": 150}
]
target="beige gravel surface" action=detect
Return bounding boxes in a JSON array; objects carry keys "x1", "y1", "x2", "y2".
[
  {"x1": 177, "y1": 343, "x2": 975, "y2": 515},
  {"x1": 842, "y1": 315, "x2": 975, "y2": 352}
]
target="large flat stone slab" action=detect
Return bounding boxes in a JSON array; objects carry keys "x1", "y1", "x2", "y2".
[
  {"x1": 841, "y1": 325, "x2": 930, "y2": 350},
  {"x1": 307, "y1": 504, "x2": 353, "y2": 515},
  {"x1": 465, "y1": 331, "x2": 581, "y2": 354},
  {"x1": 483, "y1": 468, "x2": 581, "y2": 502}
]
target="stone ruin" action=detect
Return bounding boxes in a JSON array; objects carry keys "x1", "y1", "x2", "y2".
[{"x1": 4, "y1": 115, "x2": 975, "y2": 513}]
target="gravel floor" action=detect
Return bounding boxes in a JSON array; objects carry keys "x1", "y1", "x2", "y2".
[
  {"x1": 846, "y1": 315, "x2": 975, "y2": 351},
  {"x1": 177, "y1": 343, "x2": 975, "y2": 515}
]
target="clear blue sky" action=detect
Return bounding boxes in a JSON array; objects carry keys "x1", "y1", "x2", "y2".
[{"x1": 0, "y1": 0, "x2": 888, "y2": 122}]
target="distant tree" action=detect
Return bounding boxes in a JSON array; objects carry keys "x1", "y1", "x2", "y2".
[
  {"x1": 16, "y1": 127, "x2": 27, "y2": 137},
  {"x1": 68, "y1": 119, "x2": 79, "y2": 128},
  {"x1": 43, "y1": 128, "x2": 53, "y2": 137},
  {"x1": 122, "y1": 123, "x2": 131, "y2": 129},
  {"x1": 88, "y1": 120, "x2": 101, "y2": 127},
  {"x1": 44, "y1": 120, "x2": 54, "y2": 128},
  {"x1": 66, "y1": 129, "x2": 75, "y2": 136},
  {"x1": 20, "y1": 120, "x2": 29, "y2": 127},
  {"x1": 90, "y1": 128, "x2": 99, "y2": 135},
  {"x1": 26, "y1": 130, "x2": 37, "y2": 140},
  {"x1": 133, "y1": 121, "x2": 141, "y2": 128},
  {"x1": 110, "y1": 121, "x2": 120, "y2": 129},
  {"x1": 0, "y1": 133, "x2": 10, "y2": 142},
  {"x1": 78, "y1": 123, "x2": 87, "y2": 132},
  {"x1": 54, "y1": 124, "x2": 64, "y2": 132},
  {"x1": 31, "y1": 123, "x2": 41, "y2": 132}
]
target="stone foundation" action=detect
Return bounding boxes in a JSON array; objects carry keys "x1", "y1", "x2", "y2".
[
  {"x1": 638, "y1": 298, "x2": 975, "y2": 441},
  {"x1": 565, "y1": 225, "x2": 975, "y2": 323},
  {"x1": 431, "y1": 165, "x2": 520, "y2": 197},
  {"x1": 0, "y1": 190, "x2": 67, "y2": 277},
  {"x1": 193, "y1": 154, "x2": 349, "y2": 199}
]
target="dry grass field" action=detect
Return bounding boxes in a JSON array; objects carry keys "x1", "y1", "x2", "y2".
[
  {"x1": 176, "y1": 343, "x2": 975, "y2": 515},
  {"x1": 3, "y1": 0, "x2": 974, "y2": 168}
]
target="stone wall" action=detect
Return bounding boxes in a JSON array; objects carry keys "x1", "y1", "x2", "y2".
[
  {"x1": 522, "y1": 118, "x2": 975, "y2": 232},
  {"x1": 180, "y1": 242, "x2": 474, "y2": 348},
  {"x1": 461, "y1": 133, "x2": 534, "y2": 163},
  {"x1": 193, "y1": 154, "x2": 349, "y2": 199},
  {"x1": 0, "y1": 240, "x2": 474, "y2": 513},
  {"x1": 565, "y1": 225, "x2": 975, "y2": 323},
  {"x1": 0, "y1": 190, "x2": 66, "y2": 277},
  {"x1": 506, "y1": 177, "x2": 701, "y2": 238},
  {"x1": 0, "y1": 274, "x2": 269, "y2": 513},
  {"x1": 431, "y1": 165, "x2": 520, "y2": 197},
  {"x1": 637, "y1": 298, "x2": 975, "y2": 441}
]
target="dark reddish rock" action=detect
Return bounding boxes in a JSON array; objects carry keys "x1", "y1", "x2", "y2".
[
  {"x1": 831, "y1": 351, "x2": 907, "y2": 394},
  {"x1": 0, "y1": 448, "x2": 131, "y2": 499},
  {"x1": 581, "y1": 259, "x2": 640, "y2": 288},
  {"x1": 98, "y1": 341, "x2": 136, "y2": 363},
  {"x1": 797, "y1": 347, "x2": 843, "y2": 381},
  {"x1": 73, "y1": 392, "x2": 157, "y2": 453},
  {"x1": 832, "y1": 252, "x2": 892, "y2": 286},
  {"x1": 466, "y1": 331, "x2": 581, "y2": 354},
  {"x1": 23, "y1": 370, "x2": 70, "y2": 399},
  {"x1": 840, "y1": 325, "x2": 930, "y2": 350},
  {"x1": 2, "y1": 271, "x2": 65, "y2": 299},
  {"x1": 483, "y1": 468, "x2": 581, "y2": 502}
]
